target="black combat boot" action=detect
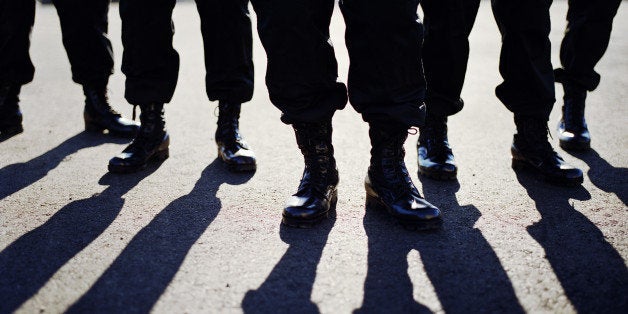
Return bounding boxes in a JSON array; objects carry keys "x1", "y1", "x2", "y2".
[
  {"x1": 83, "y1": 86, "x2": 140, "y2": 137},
  {"x1": 557, "y1": 83, "x2": 590, "y2": 151},
  {"x1": 418, "y1": 115, "x2": 457, "y2": 180},
  {"x1": 108, "y1": 103, "x2": 169, "y2": 174},
  {"x1": 215, "y1": 101, "x2": 256, "y2": 172},
  {"x1": 366, "y1": 125, "x2": 442, "y2": 230},
  {"x1": 283, "y1": 120, "x2": 339, "y2": 228},
  {"x1": 512, "y1": 115, "x2": 583, "y2": 186},
  {"x1": 0, "y1": 84, "x2": 23, "y2": 138}
]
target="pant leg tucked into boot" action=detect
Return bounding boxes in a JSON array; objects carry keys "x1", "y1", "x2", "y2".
[
  {"x1": 557, "y1": 83, "x2": 590, "y2": 151},
  {"x1": 512, "y1": 115, "x2": 583, "y2": 186},
  {"x1": 108, "y1": 103, "x2": 169, "y2": 173},
  {"x1": 366, "y1": 125, "x2": 442, "y2": 230},
  {"x1": 418, "y1": 116, "x2": 457, "y2": 180},
  {"x1": 0, "y1": 84, "x2": 23, "y2": 139},
  {"x1": 83, "y1": 86, "x2": 140, "y2": 137},
  {"x1": 215, "y1": 101, "x2": 256, "y2": 172},
  {"x1": 283, "y1": 120, "x2": 339, "y2": 228}
]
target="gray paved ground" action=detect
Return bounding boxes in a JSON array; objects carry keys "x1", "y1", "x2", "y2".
[{"x1": 1, "y1": 1, "x2": 627, "y2": 313}]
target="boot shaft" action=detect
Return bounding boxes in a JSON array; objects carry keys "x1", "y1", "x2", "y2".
[
  {"x1": 293, "y1": 121, "x2": 338, "y2": 184},
  {"x1": 0, "y1": 84, "x2": 21, "y2": 112},
  {"x1": 138, "y1": 103, "x2": 166, "y2": 137},
  {"x1": 368, "y1": 124, "x2": 420, "y2": 199},
  {"x1": 369, "y1": 125, "x2": 407, "y2": 164},
  {"x1": 216, "y1": 101, "x2": 242, "y2": 142},
  {"x1": 561, "y1": 83, "x2": 587, "y2": 131},
  {"x1": 419, "y1": 115, "x2": 448, "y2": 145},
  {"x1": 83, "y1": 86, "x2": 122, "y2": 118},
  {"x1": 514, "y1": 115, "x2": 554, "y2": 155}
]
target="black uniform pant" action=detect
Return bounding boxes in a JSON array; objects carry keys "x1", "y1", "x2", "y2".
[
  {"x1": 422, "y1": 0, "x2": 555, "y2": 119},
  {"x1": 554, "y1": 0, "x2": 621, "y2": 91},
  {"x1": 120, "y1": 0, "x2": 254, "y2": 105},
  {"x1": 0, "y1": 0, "x2": 113, "y2": 88},
  {"x1": 251, "y1": 0, "x2": 426, "y2": 128}
]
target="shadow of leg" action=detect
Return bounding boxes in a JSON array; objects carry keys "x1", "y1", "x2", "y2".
[
  {"x1": 242, "y1": 217, "x2": 336, "y2": 314},
  {"x1": 0, "y1": 169, "x2": 155, "y2": 313},
  {"x1": 68, "y1": 159, "x2": 253, "y2": 313},
  {"x1": 416, "y1": 178, "x2": 524, "y2": 313},
  {"x1": 517, "y1": 173, "x2": 628, "y2": 312}
]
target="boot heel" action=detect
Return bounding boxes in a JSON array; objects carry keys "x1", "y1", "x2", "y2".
[
  {"x1": 153, "y1": 149, "x2": 170, "y2": 162},
  {"x1": 327, "y1": 191, "x2": 338, "y2": 218},
  {"x1": 365, "y1": 193, "x2": 384, "y2": 211},
  {"x1": 511, "y1": 158, "x2": 527, "y2": 171},
  {"x1": 85, "y1": 121, "x2": 104, "y2": 133}
]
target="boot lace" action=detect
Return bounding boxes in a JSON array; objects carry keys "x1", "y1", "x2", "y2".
[{"x1": 380, "y1": 136, "x2": 414, "y2": 195}]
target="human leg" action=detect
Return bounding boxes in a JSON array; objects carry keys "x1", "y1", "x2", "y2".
[{"x1": 108, "y1": 0, "x2": 178, "y2": 173}]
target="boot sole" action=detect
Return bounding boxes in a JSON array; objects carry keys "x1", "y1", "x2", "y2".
[
  {"x1": 418, "y1": 166, "x2": 457, "y2": 181},
  {"x1": 225, "y1": 162, "x2": 257, "y2": 172},
  {"x1": 281, "y1": 192, "x2": 338, "y2": 228},
  {"x1": 365, "y1": 193, "x2": 442, "y2": 231},
  {"x1": 85, "y1": 121, "x2": 138, "y2": 138},
  {"x1": 559, "y1": 139, "x2": 590, "y2": 152},
  {"x1": 512, "y1": 158, "x2": 583, "y2": 186},
  {"x1": 108, "y1": 149, "x2": 170, "y2": 174},
  {"x1": 0, "y1": 124, "x2": 24, "y2": 140}
]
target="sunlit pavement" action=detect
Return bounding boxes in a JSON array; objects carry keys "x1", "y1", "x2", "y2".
[{"x1": 1, "y1": 1, "x2": 626, "y2": 313}]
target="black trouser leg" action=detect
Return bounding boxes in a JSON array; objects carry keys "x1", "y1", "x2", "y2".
[
  {"x1": 0, "y1": 0, "x2": 35, "y2": 85},
  {"x1": 421, "y1": 0, "x2": 480, "y2": 118},
  {"x1": 491, "y1": 0, "x2": 555, "y2": 118},
  {"x1": 555, "y1": 0, "x2": 621, "y2": 91},
  {"x1": 52, "y1": 0, "x2": 113, "y2": 89},
  {"x1": 196, "y1": 0, "x2": 254, "y2": 104},
  {"x1": 340, "y1": 0, "x2": 426, "y2": 128},
  {"x1": 249, "y1": 0, "x2": 347, "y2": 124},
  {"x1": 119, "y1": 0, "x2": 179, "y2": 105}
]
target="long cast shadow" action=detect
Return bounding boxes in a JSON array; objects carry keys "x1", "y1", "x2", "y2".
[
  {"x1": 68, "y1": 159, "x2": 253, "y2": 313},
  {"x1": 0, "y1": 169, "x2": 156, "y2": 313},
  {"x1": 241, "y1": 215, "x2": 336, "y2": 313},
  {"x1": 517, "y1": 173, "x2": 628, "y2": 312},
  {"x1": 355, "y1": 179, "x2": 524, "y2": 313},
  {"x1": 566, "y1": 148, "x2": 627, "y2": 206},
  {"x1": 0, "y1": 132, "x2": 128, "y2": 201}
]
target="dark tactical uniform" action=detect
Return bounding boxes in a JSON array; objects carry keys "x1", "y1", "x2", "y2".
[
  {"x1": 251, "y1": 0, "x2": 426, "y2": 128},
  {"x1": 0, "y1": 0, "x2": 139, "y2": 139},
  {"x1": 0, "y1": 0, "x2": 113, "y2": 89},
  {"x1": 555, "y1": 0, "x2": 622, "y2": 91},
  {"x1": 250, "y1": 0, "x2": 442, "y2": 229},
  {"x1": 119, "y1": 0, "x2": 253, "y2": 105},
  {"x1": 421, "y1": 0, "x2": 555, "y2": 119},
  {"x1": 417, "y1": 0, "x2": 584, "y2": 185},
  {"x1": 554, "y1": 0, "x2": 622, "y2": 151},
  {"x1": 108, "y1": 0, "x2": 257, "y2": 173}
]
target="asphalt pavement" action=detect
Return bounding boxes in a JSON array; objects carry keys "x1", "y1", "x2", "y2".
[{"x1": 1, "y1": 1, "x2": 626, "y2": 313}]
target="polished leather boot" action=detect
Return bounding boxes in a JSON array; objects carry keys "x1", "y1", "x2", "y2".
[
  {"x1": 366, "y1": 125, "x2": 442, "y2": 230},
  {"x1": 558, "y1": 83, "x2": 590, "y2": 151},
  {"x1": 215, "y1": 101, "x2": 256, "y2": 172},
  {"x1": 418, "y1": 116, "x2": 457, "y2": 180},
  {"x1": 512, "y1": 115, "x2": 583, "y2": 186},
  {"x1": 283, "y1": 120, "x2": 339, "y2": 228},
  {"x1": 0, "y1": 84, "x2": 23, "y2": 138},
  {"x1": 108, "y1": 103, "x2": 169, "y2": 173},
  {"x1": 83, "y1": 86, "x2": 140, "y2": 137}
]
